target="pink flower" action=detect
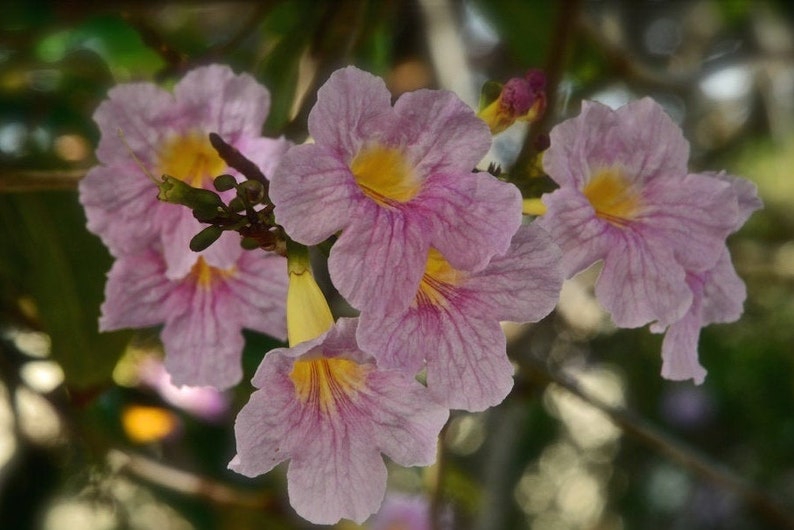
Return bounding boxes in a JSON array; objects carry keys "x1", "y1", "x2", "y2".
[
  {"x1": 80, "y1": 65, "x2": 291, "y2": 388},
  {"x1": 367, "y1": 492, "x2": 452, "y2": 530},
  {"x1": 539, "y1": 98, "x2": 739, "y2": 328},
  {"x1": 99, "y1": 248, "x2": 287, "y2": 389},
  {"x1": 357, "y1": 224, "x2": 563, "y2": 411},
  {"x1": 79, "y1": 64, "x2": 291, "y2": 280},
  {"x1": 229, "y1": 318, "x2": 448, "y2": 524},
  {"x1": 653, "y1": 172, "x2": 762, "y2": 383},
  {"x1": 269, "y1": 66, "x2": 522, "y2": 316}
]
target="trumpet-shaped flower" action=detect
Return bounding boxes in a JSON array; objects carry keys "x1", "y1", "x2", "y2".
[
  {"x1": 653, "y1": 172, "x2": 762, "y2": 383},
  {"x1": 99, "y1": 248, "x2": 287, "y2": 389},
  {"x1": 539, "y1": 98, "x2": 739, "y2": 328},
  {"x1": 79, "y1": 64, "x2": 291, "y2": 280},
  {"x1": 270, "y1": 66, "x2": 522, "y2": 316},
  {"x1": 357, "y1": 224, "x2": 563, "y2": 411},
  {"x1": 229, "y1": 317, "x2": 448, "y2": 524}
]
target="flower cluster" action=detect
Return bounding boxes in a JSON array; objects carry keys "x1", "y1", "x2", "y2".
[
  {"x1": 79, "y1": 65, "x2": 291, "y2": 389},
  {"x1": 80, "y1": 63, "x2": 759, "y2": 525}
]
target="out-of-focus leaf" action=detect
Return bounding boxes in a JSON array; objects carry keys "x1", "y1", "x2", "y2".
[
  {"x1": 257, "y1": 0, "x2": 326, "y2": 134},
  {"x1": 36, "y1": 15, "x2": 165, "y2": 80},
  {"x1": 471, "y1": 0, "x2": 556, "y2": 68},
  {"x1": 0, "y1": 191, "x2": 131, "y2": 388}
]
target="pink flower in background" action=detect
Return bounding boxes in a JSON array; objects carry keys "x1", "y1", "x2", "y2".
[
  {"x1": 270, "y1": 66, "x2": 522, "y2": 316},
  {"x1": 79, "y1": 64, "x2": 291, "y2": 280},
  {"x1": 367, "y1": 492, "x2": 452, "y2": 530},
  {"x1": 357, "y1": 224, "x2": 562, "y2": 411},
  {"x1": 652, "y1": 172, "x2": 762, "y2": 383},
  {"x1": 137, "y1": 358, "x2": 230, "y2": 421},
  {"x1": 539, "y1": 98, "x2": 739, "y2": 328},
  {"x1": 229, "y1": 318, "x2": 448, "y2": 524},
  {"x1": 100, "y1": 248, "x2": 287, "y2": 389}
]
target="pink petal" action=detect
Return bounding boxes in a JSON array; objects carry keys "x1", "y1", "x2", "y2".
[
  {"x1": 328, "y1": 204, "x2": 428, "y2": 315},
  {"x1": 392, "y1": 88, "x2": 492, "y2": 176},
  {"x1": 660, "y1": 299, "x2": 707, "y2": 384},
  {"x1": 596, "y1": 235, "x2": 691, "y2": 328},
  {"x1": 641, "y1": 173, "x2": 737, "y2": 271},
  {"x1": 701, "y1": 250, "x2": 746, "y2": 325},
  {"x1": 414, "y1": 171, "x2": 522, "y2": 272},
  {"x1": 99, "y1": 250, "x2": 170, "y2": 331},
  {"x1": 270, "y1": 143, "x2": 359, "y2": 245},
  {"x1": 538, "y1": 187, "x2": 611, "y2": 278},
  {"x1": 307, "y1": 66, "x2": 393, "y2": 160},
  {"x1": 465, "y1": 223, "x2": 563, "y2": 322},
  {"x1": 161, "y1": 281, "x2": 245, "y2": 389},
  {"x1": 173, "y1": 64, "x2": 270, "y2": 142}
]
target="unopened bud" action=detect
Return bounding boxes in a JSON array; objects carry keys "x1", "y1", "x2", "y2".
[
  {"x1": 238, "y1": 180, "x2": 265, "y2": 204},
  {"x1": 158, "y1": 175, "x2": 223, "y2": 210},
  {"x1": 213, "y1": 174, "x2": 238, "y2": 192},
  {"x1": 477, "y1": 69, "x2": 547, "y2": 135},
  {"x1": 189, "y1": 225, "x2": 224, "y2": 252}
]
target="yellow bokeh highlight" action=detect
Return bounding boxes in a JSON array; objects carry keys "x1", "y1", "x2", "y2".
[
  {"x1": 415, "y1": 248, "x2": 465, "y2": 308},
  {"x1": 122, "y1": 405, "x2": 178, "y2": 443},
  {"x1": 350, "y1": 145, "x2": 420, "y2": 206},
  {"x1": 289, "y1": 358, "x2": 370, "y2": 415},
  {"x1": 158, "y1": 131, "x2": 225, "y2": 187},
  {"x1": 582, "y1": 167, "x2": 642, "y2": 227}
]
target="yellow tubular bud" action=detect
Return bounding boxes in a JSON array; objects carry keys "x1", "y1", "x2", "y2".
[
  {"x1": 522, "y1": 198, "x2": 547, "y2": 216},
  {"x1": 286, "y1": 241, "x2": 334, "y2": 347}
]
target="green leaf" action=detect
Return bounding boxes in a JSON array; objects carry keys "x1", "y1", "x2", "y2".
[{"x1": 0, "y1": 191, "x2": 131, "y2": 388}]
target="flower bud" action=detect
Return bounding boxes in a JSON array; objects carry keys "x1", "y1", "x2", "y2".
[
  {"x1": 477, "y1": 69, "x2": 547, "y2": 135},
  {"x1": 157, "y1": 175, "x2": 223, "y2": 210},
  {"x1": 213, "y1": 174, "x2": 238, "y2": 192},
  {"x1": 189, "y1": 225, "x2": 224, "y2": 252},
  {"x1": 286, "y1": 241, "x2": 334, "y2": 347}
]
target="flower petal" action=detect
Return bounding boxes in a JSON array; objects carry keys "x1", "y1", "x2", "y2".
[
  {"x1": 596, "y1": 234, "x2": 691, "y2": 328},
  {"x1": 270, "y1": 143, "x2": 359, "y2": 245},
  {"x1": 174, "y1": 64, "x2": 270, "y2": 142},
  {"x1": 99, "y1": 250, "x2": 170, "y2": 331},
  {"x1": 160, "y1": 280, "x2": 244, "y2": 388},
  {"x1": 538, "y1": 187, "x2": 611, "y2": 278},
  {"x1": 393, "y1": 88, "x2": 492, "y2": 175},
  {"x1": 414, "y1": 171, "x2": 522, "y2": 272},
  {"x1": 464, "y1": 223, "x2": 563, "y2": 322},
  {"x1": 660, "y1": 300, "x2": 707, "y2": 384},
  {"x1": 641, "y1": 173, "x2": 737, "y2": 271},
  {"x1": 328, "y1": 204, "x2": 428, "y2": 315},
  {"x1": 701, "y1": 250, "x2": 746, "y2": 325},
  {"x1": 288, "y1": 427, "x2": 387, "y2": 524},
  {"x1": 79, "y1": 164, "x2": 160, "y2": 256},
  {"x1": 307, "y1": 66, "x2": 394, "y2": 159}
]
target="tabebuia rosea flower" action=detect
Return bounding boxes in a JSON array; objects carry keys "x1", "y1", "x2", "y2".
[
  {"x1": 651, "y1": 172, "x2": 762, "y2": 383},
  {"x1": 230, "y1": 262, "x2": 448, "y2": 525},
  {"x1": 358, "y1": 223, "x2": 563, "y2": 411},
  {"x1": 79, "y1": 64, "x2": 290, "y2": 388},
  {"x1": 99, "y1": 248, "x2": 287, "y2": 389},
  {"x1": 269, "y1": 66, "x2": 523, "y2": 316},
  {"x1": 79, "y1": 64, "x2": 291, "y2": 280},
  {"x1": 538, "y1": 98, "x2": 740, "y2": 329}
]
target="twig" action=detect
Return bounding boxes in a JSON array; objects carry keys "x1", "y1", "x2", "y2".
[
  {"x1": 513, "y1": 344, "x2": 794, "y2": 529},
  {"x1": 107, "y1": 449, "x2": 272, "y2": 510},
  {"x1": 0, "y1": 169, "x2": 84, "y2": 192}
]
